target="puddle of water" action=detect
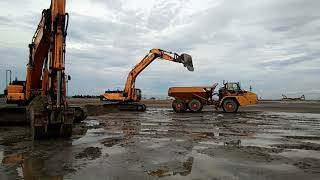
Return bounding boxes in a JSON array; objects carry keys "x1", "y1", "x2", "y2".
[
  {"x1": 198, "y1": 141, "x2": 222, "y2": 145},
  {"x1": 0, "y1": 149, "x2": 3, "y2": 163},
  {"x1": 140, "y1": 128, "x2": 169, "y2": 132},
  {"x1": 139, "y1": 131, "x2": 156, "y2": 135},
  {"x1": 17, "y1": 166, "x2": 23, "y2": 179},
  {"x1": 175, "y1": 139, "x2": 185, "y2": 142},
  {"x1": 265, "y1": 112, "x2": 320, "y2": 119},
  {"x1": 241, "y1": 138, "x2": 278, "y2": 148},
  {"x1": 146, "y1": 141, "x2": 168, "y2": 149},
  {"x1": 2, "y1": 153, "x2": 66, "y2": 180},
  {"x1": 193, "y1": 145, "x2": 208, "y2": 150},
  {"x1": 101, "y1": 145, "x2": 125, "y2": 156},
  {"x1": 301, "y1": 140, "x2": 320, "y2": 144},
  {"x1": 277, "y1": 149, "x2": 320, "y2": 159},
  {"x1": 157, "y1": 138, "x2": 171, "y2": 141},
  {"x1": 85, "y1": 119, "x2": 100, "y2": 127},
  {"x1": 185, "y1": 147, "x2": 310, "y2": 180},
  {"x1": 265, "y1": 129, "x2": 311, "y2": 137},
  {"x1": 241, "y1": 133, "x2": 283, "y2": 148},
  {"x1": 73, "y1": 128, "x2": 123, "y2": 145},
  {"x1": 141, "y1": 122, "x2": 158, "y2": 126}
]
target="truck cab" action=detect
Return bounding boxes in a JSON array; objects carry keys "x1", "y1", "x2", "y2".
[
  {"x1": 218, "y1": 82, "x2": 258, "y2": 112},
  {"x1": 219, "y1": 82, "x2": 243, "y2": 99}
]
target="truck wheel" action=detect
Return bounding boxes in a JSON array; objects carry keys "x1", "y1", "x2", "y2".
[
  {"x1": 172, "y1": 99, "x2": 187, "y2": 113},
  {"x1": 73, "y1": 107, "x2": 87, "y2": 123},
  {"x1": 222, "y1": 99, "x2": 238, "y2": 113},
  {"x1": 188, "y1": 99, "x2": 203, "y2": 112}
]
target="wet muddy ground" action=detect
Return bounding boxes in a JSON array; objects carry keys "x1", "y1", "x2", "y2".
[{"x1": 1, "y1": 100, "x2": 320, "y2": 179}]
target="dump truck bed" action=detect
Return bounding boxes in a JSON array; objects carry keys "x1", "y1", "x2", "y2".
[{"x1": 168, "y1": 84, "x2": 218, "y2": 101}]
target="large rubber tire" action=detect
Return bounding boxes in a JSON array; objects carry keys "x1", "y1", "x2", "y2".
[
  {"x1": 188, "y1": 99, "x2": 203, "y2": 113},
  {"x1": 73, "y1": 107, "x2": 87, "y2": 123},
  {"x1": 136, "y1": 104, "x2": 147, "y2": 111},
  {"x1": 222, "y1": 99, "x2": 239, "y2": 113},
  {"x1": 172, "y1": 99, "x2": 187, "y2": 113}
]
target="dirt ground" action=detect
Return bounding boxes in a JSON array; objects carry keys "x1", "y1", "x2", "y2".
[{"x1": 1, "y1": 99, "x2": 320, "y2": 180}]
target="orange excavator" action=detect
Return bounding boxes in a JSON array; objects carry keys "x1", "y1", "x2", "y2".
[
  {"x1": 100, "y1": 48, "x2": 194, "y2": 111},
  {"x1": 3, "y1": 0, "x2": 86, "y2": 139}
]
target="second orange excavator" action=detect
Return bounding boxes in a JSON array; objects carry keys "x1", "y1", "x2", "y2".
[{"x1": 100, "y1": 48, "x2": 194, "y2": 111}]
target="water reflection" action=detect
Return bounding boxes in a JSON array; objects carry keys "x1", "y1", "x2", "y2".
[
  {"x1": 2, "y1": 140, "x2": 74, "y2": 180},
  {"x1": 3, "y1": 153, "x2": 64, "y2": 180},
  {"x1": 0, "y1": 150, "x2": 3, "y2": 163}
]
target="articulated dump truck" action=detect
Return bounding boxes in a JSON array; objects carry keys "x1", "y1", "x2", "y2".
[{"x1": 168, "y1": 82, "x2": 258, "y2": 113}]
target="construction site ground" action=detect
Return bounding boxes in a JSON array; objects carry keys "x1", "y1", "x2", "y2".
[{"x1": 1, "y1": 98, "x2": 320, "y2": 180}]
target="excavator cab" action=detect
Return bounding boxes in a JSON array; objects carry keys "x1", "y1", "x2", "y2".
[
  {"x1": 135, "y1": 88, "x2": 142, "y2": 101},
  {"x1": 5, "y1": 79, "x2": 27, "y2": 105}
]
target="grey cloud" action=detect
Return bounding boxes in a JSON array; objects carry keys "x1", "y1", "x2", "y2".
[
  {"x1": 0, "y1": 16, "x2": 10, "y2": 25},
  {"x1": 68, "y1": 13, "x2": 148, "y2": 49},
  {"x1": 258, "y1": 52, "x2": 320, "y2": 69},
  {"x1": 90, "y1": 0, "x2": 123, "y2": 10}
]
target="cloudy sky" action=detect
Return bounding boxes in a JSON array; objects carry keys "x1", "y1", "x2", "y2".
[{"x1": 0, "y1": 0, "x2": 319, "y2": 99}]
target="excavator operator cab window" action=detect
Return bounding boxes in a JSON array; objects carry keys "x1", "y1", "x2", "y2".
[{"x1": 135, "y1": 89, "x2": 142, "y2": 100}]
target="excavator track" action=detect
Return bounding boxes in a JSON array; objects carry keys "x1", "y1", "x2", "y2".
[{"x1": 0, "y1": 105, "x2": 28, "y2": 126}]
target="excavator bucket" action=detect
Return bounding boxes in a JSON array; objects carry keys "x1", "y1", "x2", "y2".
[{"x1": 177, "y1": 53, "x2": 194, "y2": 71}]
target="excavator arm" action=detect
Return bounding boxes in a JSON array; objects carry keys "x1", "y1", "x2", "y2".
[
  {"x1": 25, "y1": 9, "x2": 51, "y2": 101},
  {"x1": 123, "y1": 48, "x2": 193, "y2": 101},
  {"x1": 24, "y1": 0, "x2": 68, "y2": 105},
  {"x1": 26, "y1": 0, "x2": 75, "y2": 139}
]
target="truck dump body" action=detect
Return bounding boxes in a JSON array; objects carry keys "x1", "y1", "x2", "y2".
[{"x1": 168, "y1": 86, "x2": 215, "y2": 102}]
